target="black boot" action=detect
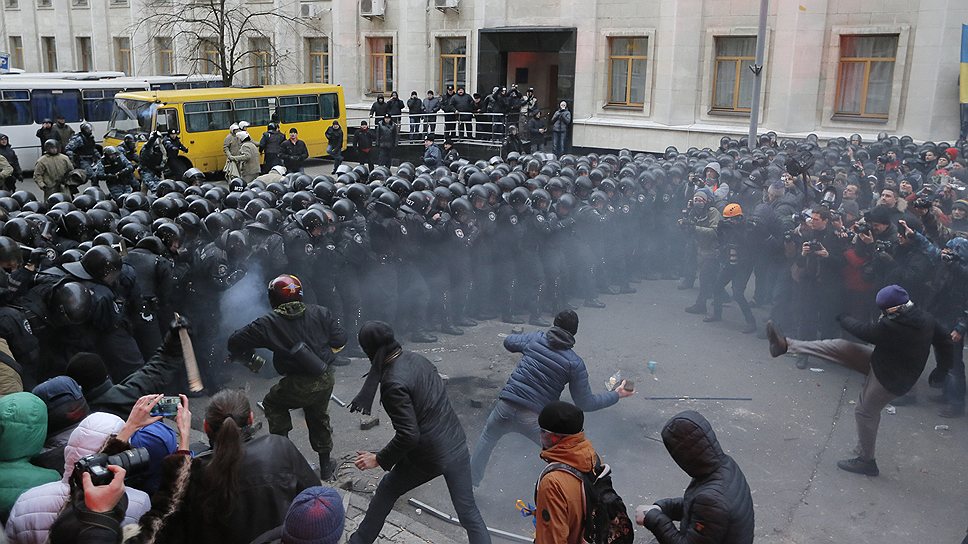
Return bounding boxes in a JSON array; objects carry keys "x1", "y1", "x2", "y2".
[
  {"x1": 703, "y1": 306, "x2": 722, "y2": 322},
  {"x1": 684, "y1": 303, "x2": 706, "y2": 315},
  {"x1": 319, "y1": 454, "x2": 335, "y2": 480}
]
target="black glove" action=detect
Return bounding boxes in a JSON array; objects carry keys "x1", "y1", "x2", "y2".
[{"x1": 161, "y1": 316, "x2": 190, "y2": 355}]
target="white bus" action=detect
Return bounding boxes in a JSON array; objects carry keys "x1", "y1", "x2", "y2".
[
  {"x1": 0, "y1": 71, "x2": 127, "y2": 81},
  {"x1": 111, "y1": 74, "x2": 225, "y2": 91},
  {"x1": 0, "y1": 78, "x2": 151, "y2": 168}
]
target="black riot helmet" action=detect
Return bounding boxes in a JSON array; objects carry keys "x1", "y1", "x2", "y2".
[
  {"x1": 298, "y1": 208, "x2": 328, "y2": 234},
  {"x1": 175, "y1": 212, "x2": 201, "y2": 239},
  {"x1": 389, "y1": 178, "x2": 412, "y2": 199},
  {"x1": 291, "y1": 191, "x2": 315, "y2": 212},
  {"x1": 203, "y1": 212, "x2": 232, "y2": 241},
  {"x1": 508, "y1": 186, "x2": 530, "y2": 213},
  {"x1": 135, "y1": 235, "x2": 167, "y2": 255},
  {"x1": 313, "y1": 181, "x2": 336, "y2": 203},
  {"x1": 404, "y1": 191, "x2": 431, "y2": 216},
  {"x1": 43, "y1": 139, "x2": 60, "y2": 155},
  {"x1": 346, "y1": 183, "x2": 369, "y2": 209},
  {"x1": 86, "y1": 209, "x2": 117, "y2": 234},
  {"x1": 64, "y1": 245, "x2": 123, "y2": 285},
  {"x1": 374, "y1": 191, "x2": 400, "y2": 218},
  {"x1": 449, "y1": 196, "x2": 474, "y2": 222},
  {"x1": 332, "y1": 198, "x2": 356, "y2": 222},
  {"x1": 61, "y1": 211, "x2": 91, "y2": 241},
  {"x1": 530, "y1": 188, "x2": 551, "y2": 211},
  {"x1": 0, "y1": 236, "x2": 21, "y2": 268},
  {"x1": 153, "y1": 222, "x2": 183, "y2": 252},
  {"x1": 150, "y1": 197, "x2": 178, "y2": 219},
  {"x1": 555, "y1": 193, "x2": 579, "y2": 217},
  {"x1": 50, "y1": 282, "x2": 94, "y2": 325},
  {"x1": 2, "y1": 218, "x2": 32, "y2": 245},
  {"x1": 219, "y1": 230, "x2": 249, "y2": 262}
]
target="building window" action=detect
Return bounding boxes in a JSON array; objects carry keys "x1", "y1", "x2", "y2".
[
  {"x1": 9, "y1": 36, "x2": 23, "y2": 69},
  {"x1": 71, "y1": 0, "x2": 88, "y2": 7},
  {"x1": 76, "y1": 37, "x2": 93, "y2": 72},
  {"x1": 114, "y1": 37, "x2": 132, "y2": 75},
  {"x1": 711, "y1": 36, "x2": 756, "y2": 113},
  {"x1": 835, "y1": 34, "x2": 898, "y2": 119},
  {"x1": 198, "y1": 39, "x2": 219, "y2": 75},
  {"x1": 249, "y1": 38, "x2": 272, "y2": 86},
  {"x1": 366, "y1": 37, "x2": 393, "y2": 94},
  {"x1": 156, "y1": 38, "x2": 174, "y2": 75},
  {"x1": 607, "y1": 37, "x2": 647, "y2": 107},
  {"x1": 306, "y1": 38, "x2": 329, "y2": 83},
  {"x1": 37, "y1": 0, "x2": 51, "y2": 6},
  {"x1": 439, "y1": 37, "x2": 466, "y2": 92},
  {"x1": 3, "y1": 0, "x2": 19, "y2": 10},
  {"x1": 41, "y1": 36, "x2": 57, "y2": 72}
]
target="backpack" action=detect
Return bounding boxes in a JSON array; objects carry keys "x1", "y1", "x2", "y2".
[{"x1": 536, "y1": 457, "x2": 635, "y2": 544}]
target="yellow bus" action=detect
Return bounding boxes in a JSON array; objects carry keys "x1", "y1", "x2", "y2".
[{"x1": 103, "y1": 84, "x2": 346, "y2": 178}]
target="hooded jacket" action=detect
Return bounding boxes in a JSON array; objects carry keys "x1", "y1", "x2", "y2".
[
  {"x1": 644, "y1": 411, "x2": 754, "y2": 544},
  {"x1": 78, "y1": 348, "x2": 183, "y2": 419},
  {"x1": 0, "y1": 393, "x2": 60, "y2": 520},
  {"x1": 5, "y1": 413, "x2": 151, "y2": 544},
  {"x1": 535, "y1": 432, "x2": 596, "y2": 544},
  {"x1": 499, "y1": 329, "x2": 619, "y2": 414}
]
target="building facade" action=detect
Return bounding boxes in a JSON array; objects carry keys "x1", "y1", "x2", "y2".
[{"x1": 1, "y1": 0, "x2": 966, "y2": 151}]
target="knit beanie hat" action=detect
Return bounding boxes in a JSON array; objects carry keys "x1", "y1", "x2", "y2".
[
  {"x1": 767, "y1": 181, "x2": 785, "y2": 197},
  {"x1": 553, "y1": 310, "x2": 579, "y2": 336},
  {"x1": 65, "y1": 352, "x2": 109, "y2": 393},
  {"x1": 875, "y1": 284, "x2": 910, "y2": 310},
  {"x1": 539, "y1": 401, "x2": 584, "y2": 435},
  {"x1": 282, "y1": 486, "x2": 345, "y2": 544},
  {"x1": 693, "y1": 188, "x2": 714, "y2": 202}
]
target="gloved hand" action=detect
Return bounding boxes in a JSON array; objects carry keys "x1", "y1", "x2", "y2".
[{"x1": 161, "y1": 317, "x2": 189, "y2": 355}]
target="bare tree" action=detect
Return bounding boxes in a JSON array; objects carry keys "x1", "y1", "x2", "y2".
[{"x1": 130, "y1": 0, "x2": 311, "y2": 86}]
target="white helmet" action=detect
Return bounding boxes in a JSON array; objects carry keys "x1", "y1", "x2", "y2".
[
  {"x1": 238, "y1": 121, "x2": 250, "y2": 130},
  {"x1": 236, "y1": 130, "x2": 250, "y2": 141},
  {"x1": 229, "y1": 123, "x2": 240, "y2": 132},
  {"x1": 271, "y1": 165, "x2": 286, "y2": 175}
]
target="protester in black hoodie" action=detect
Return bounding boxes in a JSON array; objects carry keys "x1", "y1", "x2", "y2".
[{"x1": 637, "y1": 410, "x2": 755, "y2": 544}]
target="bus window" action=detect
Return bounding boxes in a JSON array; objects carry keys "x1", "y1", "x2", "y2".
[
  {"x1": 153, "y1": 84, "x2": 176, "y2": 91},
  {"x1": 82, "y1": 89, "x2": 122, "y2": 122},
  {"x1": 208, "y1": 80, "x2": 225, "y2": 88},
  {"x1": 0, "y1": 90, "x2": 32, "y2": 126},
  {"x1": 319, "y1": 93, "x2": 339, "y2": 120},
  {"x1": 233, "y1": 97, "x2": 272, "y2": 126},
  {"x1": 156, "y1": 108, "x2": 180, "y2": 134},
  {"x1": 184, "y1": 100, "x2": 231, "y2": 132},
  {"x1": 31, "y1": 89, "x2": 83, "y2": 124},
  {"x1": 279, "y1": 95, "x2": 319, "y2": 123},
  {"x1": 108, "y1": 98, "x2": 155, "y2": 138}
]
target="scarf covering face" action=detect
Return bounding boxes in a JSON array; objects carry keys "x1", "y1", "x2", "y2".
[{"x1": 349, "y1": 321, "x2": 402, "y2": 415}]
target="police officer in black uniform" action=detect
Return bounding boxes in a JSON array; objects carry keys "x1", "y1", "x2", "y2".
[{"x1": 124, "y1": 235, "x2": 177, "y2": 359}]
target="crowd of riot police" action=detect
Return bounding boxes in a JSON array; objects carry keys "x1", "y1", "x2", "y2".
[{"x1": 1, "y1": 130, "x2": 967, "y2": 405}]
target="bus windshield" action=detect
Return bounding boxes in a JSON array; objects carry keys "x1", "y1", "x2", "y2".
[{"x1": 107, "y1": 98, "x2": 155, "y2": 139}]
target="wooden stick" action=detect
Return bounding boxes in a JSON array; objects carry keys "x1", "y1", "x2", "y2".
[{"x1": 174, "y1": 312, "x2": 204, "y2": 393}]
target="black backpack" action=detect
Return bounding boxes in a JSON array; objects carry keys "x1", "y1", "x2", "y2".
[{"x1": 536, "y1": 457, "x2": 635, "y2": 544}]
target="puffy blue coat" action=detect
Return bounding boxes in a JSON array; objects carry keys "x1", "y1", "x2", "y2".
[{"x1": 498, "y1": 328, "x2": 618, "y2": 413}]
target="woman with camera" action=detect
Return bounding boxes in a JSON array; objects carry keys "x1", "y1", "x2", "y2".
[{"x1": 48, "y1": 390, "x2": 319, "y2": 544}]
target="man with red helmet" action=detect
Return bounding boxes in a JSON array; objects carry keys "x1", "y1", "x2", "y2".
[{"x1": 227, "y1": 273, "x2": 348, "y2": 479}]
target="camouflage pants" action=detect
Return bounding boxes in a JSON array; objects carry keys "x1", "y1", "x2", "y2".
[{"x1": 263, "y1": 371, "x2": 335, "y2": 455}]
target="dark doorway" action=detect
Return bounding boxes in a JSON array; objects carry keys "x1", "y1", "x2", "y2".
[{"x1": 478, "y1": 27, "x2": 577, "y2": 113}]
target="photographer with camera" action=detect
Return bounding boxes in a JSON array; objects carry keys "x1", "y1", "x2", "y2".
[
  {"x1": 681, "y1": 189, "x2": 722, "y2": 318},
  {"x1": 790, "y1": 207, "x2": 846, "y2": 369},
  {"x1": 7, "y1": 394, "x2": 172, "y2": 544}
]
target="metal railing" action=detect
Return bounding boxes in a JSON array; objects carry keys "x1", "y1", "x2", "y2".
[{"x1": 345, "y1": 110, "x2": 548, "y2": 147}]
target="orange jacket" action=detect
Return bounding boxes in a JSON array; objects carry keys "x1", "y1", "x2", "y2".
[{"x1": 535, "y1": 433, "x2": 597, "y2": 544}]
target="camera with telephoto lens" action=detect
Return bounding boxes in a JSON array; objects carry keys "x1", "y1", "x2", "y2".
[
  {"x1": 807, "y1": 240, "x2": 822, "y2": 251},
  {"x1": 73, "y1": 447, "x2": 150, "y2": 486}
]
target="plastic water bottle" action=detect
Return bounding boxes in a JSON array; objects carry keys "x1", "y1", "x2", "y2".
[
  {"x1": 647, "y1": 360, "x2": 658, "y2": 381},
  {"x1": 606, "y1": 371, "x2": 623, "y2": 391}
]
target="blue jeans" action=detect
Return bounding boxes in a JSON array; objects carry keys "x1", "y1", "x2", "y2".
[
  {"x1": 469, "y1": 399, "x2": 540, "y2": 486},
  {"x1": 349, "y1": 451, "x2": 491, "y2": 544},
  {"x1": 943, "y1": 337, "x2": 965, "y2": 409},
  {"x1": 552, "y1": 131, "x2": 567, "y2": 156}
]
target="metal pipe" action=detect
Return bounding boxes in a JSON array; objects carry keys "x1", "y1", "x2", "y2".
[
  {"x1": 643, "y1": 396, "x2": 753, "y2": 401},
  {"x1": 330, "y1": 394, "x2": 347, "y2": 407},
  {"x1": 747, "y1": 0, "x2": 769, "y2": 150},
  {"x1": 407, "y1": 498, "x2": 533, "y2": 543}
]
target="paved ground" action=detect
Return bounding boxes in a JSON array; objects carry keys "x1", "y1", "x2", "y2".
[{"x1": 17, "y1": 166, "x2": 968, "y2": 543}]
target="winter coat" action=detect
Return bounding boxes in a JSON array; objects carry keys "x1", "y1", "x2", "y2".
[
  {"x1": 32, "y1": 154, "x2": 73, "y2": 192},
  {"x1": 231, "y1": 140, "x2": 262, "y2": 182},
  {"x1": 0, "y1": 143, "x2": 22, "y2": 180},
  {"x1": 4, "y1": 413, "x2": 151, "y2": 544},
  {"x1": 451, "y1": 92, "x2": 474, "y2": 113},
  {"x1": 325, "y1": 125, "x2": 343, "y2": 151},
  {"x1": 0, "y1": 393, "x2": 60, "y2": 520},
  {"x1": 144, "y1": 434, "x2": 318, "y2": 544},
  {"x1": 223, "y1": 133, "x2": 242, "y2": 178},
  {"x1": 551, "y1": 109, "x2": 572, "y2": 133},
  {"x1": 375, "y1": 121, "x2": 397, "y2": 150},
  {"x1": 376, "y1": 351, "x2": 468, "y2": 471},
  {"x1": 838, "y1": 305, "x2": 953, "y2": 396},
  {"x1": 227, "y1": 303, "x2": 347, "y2": 376},
  {"x1": 279, "y1": 139, "x2": 309, "y2": 172},
  {"x1": 535, "y1": 432, "x2": 596, "y2": 544},
  {"x1": 354, "y1": 128, "x2": 375, "y2": 151},
  {"x1": 0, "y1": 154, "x2": 13, "y2": 181},
  {"x1": 407, "y1": 97, "x2": 424, "y2": 116},
  {"x1": 499, "y1": 328, "x2": 618, "y2": 413},
  {"x1": 259, "y1": 131, "x2": 285, "y2": 156},
  {"x1": 422, "y1": 96, "x2": 442, "y2": 114},
  {"x1": 81, "y1": 347, "x2": 183, "y2": 419},
  {"x1": 643, "y1": 411, "x2": 755, "y2": 544},
  {"x1": 422, "y1": 144, "x2": 444, "y2": 168},
  {"x1": 50, "y1": 124, "x2": 74, "y2": 148},
  {"x1": 369, "y1": 99, "x2": 389, "y2": 119},
  {"x1": 386, "y1": 97, "x2": 405, "y2": 117}
]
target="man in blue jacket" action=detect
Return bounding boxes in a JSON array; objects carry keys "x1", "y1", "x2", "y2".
[{"x1": 469, "y1": 310, "x2": 633, "y2": 486}]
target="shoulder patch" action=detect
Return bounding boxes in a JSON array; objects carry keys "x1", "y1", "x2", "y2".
[
  {"x1": 305, "y1": 243, "x2": 315, "y2": 255},
  {"x1": 455, "y1": 228, "x2": 464, "y2": 238},
  {"x1": 638, "y1": 194, "x2": 646, "y2": 203},
  {"x1": 541, "y1": 509, "x2": 551, "y2": 522},
  {"x1": 510, "y1": 215, "x2": 518, "y2": 225},
  {"x1": 216, "y1": 263, "x2": 228, "y2": 277},
  {"x1": 400, "y1": 224, "x2": 408, "y2": 235},
  {"x1": 354, "y1": 233, "x2": 363, "y2": 244},
  {"x1": 424, "y1": 222, "x2": 433, "y2": 230},
  {"x1": 488, "y1": 211, "x2": 496, "y2": 222},
  {"x1": 536, "y1": 214, "x2": 545, "y2": 222}
]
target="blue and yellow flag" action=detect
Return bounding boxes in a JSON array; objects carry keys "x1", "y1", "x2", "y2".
[{"x1": 961, "y1": 24, "x2": 968, "y2": 138}]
